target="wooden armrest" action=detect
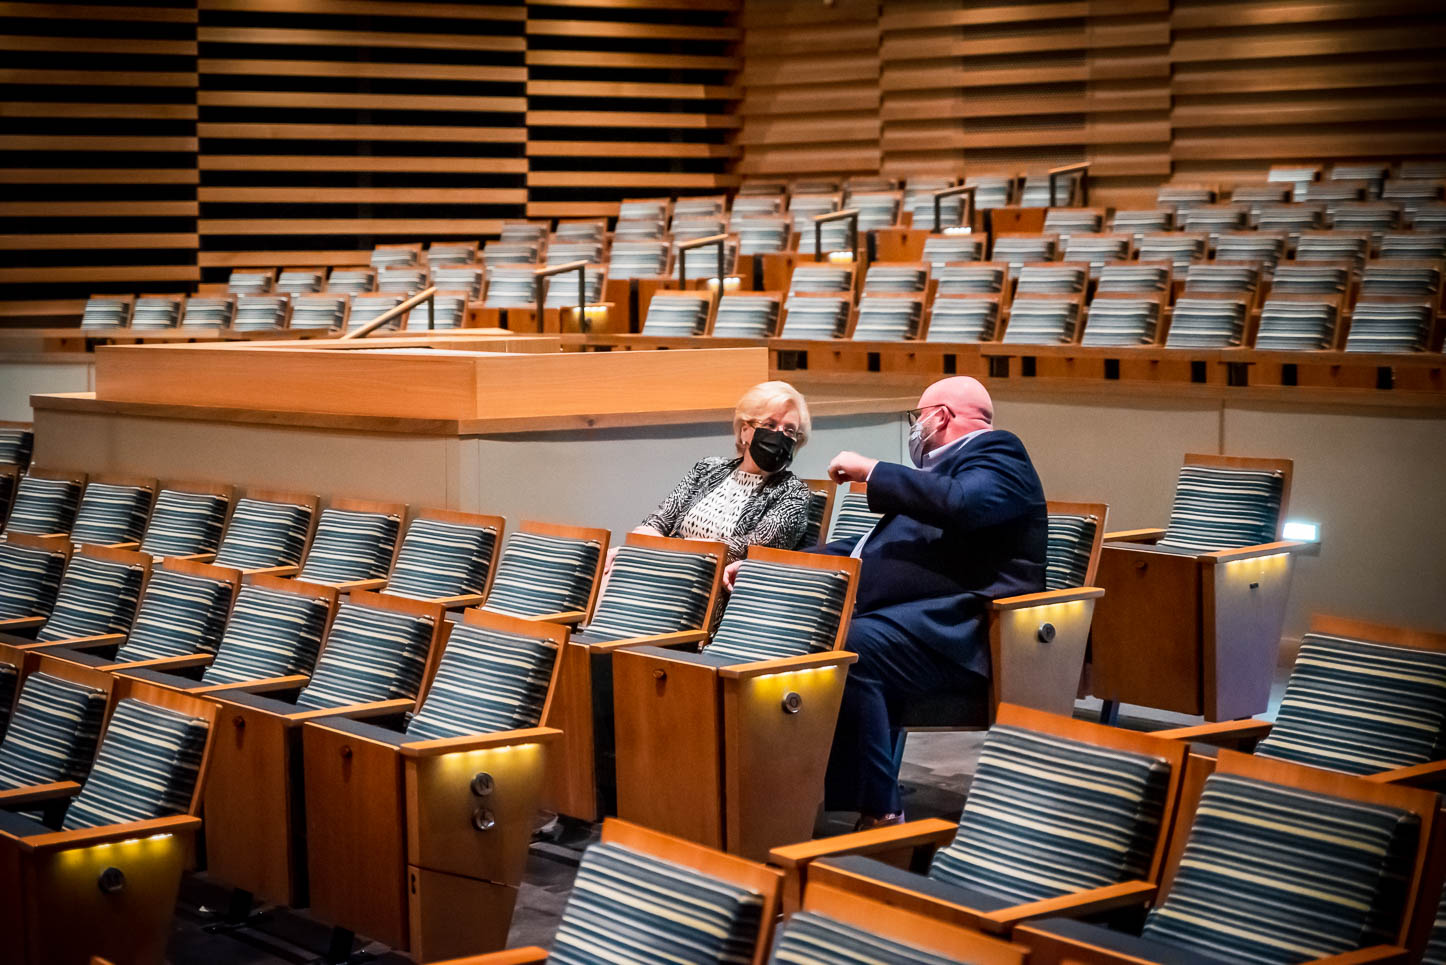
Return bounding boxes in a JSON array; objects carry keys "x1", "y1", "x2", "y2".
[
  {"x1": 427, "y1": 949, "x2": 549, "y2": 965},
  {"x1": 717, "y1": 649, "x2": 859, "y2": 680},
  {"x1": 103, "y1": 652, "x2": 214, "y2": 673},
  {"x1": 990, "y1": 586, "x2": 1104, "y2": 610},
  {"x1": 581, "y1": 629, "x2": 708, "y2": 654},
  {"x1": 0, "y1": 616, "x2": 45, "y2": 632},
  {"x1": 47, "y1": 633, "x2": 127, "y2": 652},
  {"x1": 978, "y1": 880, "x2": 1157, "y2": 932},
  {"x1": 401, "y1": 726, "x2": 562, "y2": 759},
  {"x1": 15, "y1": 814, "x2": 201, "y2": 854},
  {"x1": 327, "y1": 577, "x2": 387, "y2": 592},
  {"x1": 1200, "y1": 540, "x2": 1306, "y2": 563},
  {"x1": 769, "y1": 817, "x2": 957, "y2": 870},
  {"x1": 171, "y1": 552, "x2": 216, "y2": 563},
  {"x1": 1103, "y1": 528, "x2": 1164, "y2": 543},
  {"x1": 1312, "y1": 948, "x2": 1409, "y2": 964},
  {"x1": 108, "y1": 541, "x2": 140, "y2": 550},
  {"x1": 512, "y1": 609, "x2": 587, "y2": 625},
  {"x1": 1151, "y1": 719, "x2": 1273, "y2": 746},
  {"x1": 426, "y1": 593, "x2": 487, "y2": 609},
  {"x1": 0, "y1": 780, "x2": 82, "y2": 809},
  {"x1": 1366, "y1": 759, "x2": 1446, "y2": 789},
  {"x1": 243, "y1": 564, "x2": 300, "y2": 577},
  {"x1": 284, "y1": 698, "x2": 413, "y2": 723},
  {"x1": 194, "y1": 673, "x2": 308, "y2": 695}
]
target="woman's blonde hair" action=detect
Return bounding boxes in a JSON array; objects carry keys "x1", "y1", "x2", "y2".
[{"x1": 732, "y1": 380, "x2": 811, "y2": 455}]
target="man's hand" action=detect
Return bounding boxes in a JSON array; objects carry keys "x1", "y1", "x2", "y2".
[
  {"x1": 829, "y1": 451, "x2": 879, "y2": 484},
  {"x1": 723, "y1": 559, "x2": 743, "y2": 592}
]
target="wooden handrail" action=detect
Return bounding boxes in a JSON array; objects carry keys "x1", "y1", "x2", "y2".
[
  {"x1": 339, "y1": 286, "x2": 438, "y2": 340},
  {"x1": 532, "y1": 260, "x2": 590, "y2": 324},
  {"x1": 813, "y1": 208, "x2": 859, "y2": 262},
  {"x1": 676, "y1": 233, "x2": 730, "y2": 289},
  {"x1": 931, "y1": 185, "x2": 976, "y2": 232}
]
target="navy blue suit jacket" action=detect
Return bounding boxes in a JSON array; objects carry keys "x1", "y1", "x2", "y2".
[{"x1": 825, "y1": 429, "x2": 1047, "y2": 677}]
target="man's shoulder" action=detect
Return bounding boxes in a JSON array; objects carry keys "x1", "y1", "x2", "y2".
[{"x1": 951, "y1": 428, "x2": 1029, "y2": 462}]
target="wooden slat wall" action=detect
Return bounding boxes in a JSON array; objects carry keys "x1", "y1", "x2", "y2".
[
  {"x1": 738, "y1": 0, "x2": 881, "y2": 178},
  {"x1": 524, "y1": 0, "x2": 742, "y2": 218}
]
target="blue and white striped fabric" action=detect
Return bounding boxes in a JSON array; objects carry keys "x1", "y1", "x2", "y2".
[
  {"x1": 199, "y1": 584, "x2": 331, "y2": 686},
  {"x1": 770, "y1": 911, "x2": 965, "y2": 965},
  {"x1": 1155, "y1": 464, "x2": 1284, "y2": 552},
  {"x1": 926, "y1": 297, "x2": 998, "y2": 342},
  {"x1": 111, "y1": 567, "x2": 233, "y2": 663},
  {"x1": 62, "y1": 698, "x2": 209, "y2": 830},
  {"x1": 704, "y1": 560, "x2": 849, "y2": 664},
  {"x1": 1162, "y1": 297, "x2": 1247, "y2": 349},
  {"x1": 1016, "y1": 265, "x2": 1086, "y2": 295},
  {"x1": 1080, "y1": 298, "x2": 1158, "y2": 347},
  {"x1": 1254, "y1": 298, "x2": 1338, "y2": 351},
  {"x1": 1141, "y1": 772, "x2": 1419, "y2": 962},
  {"x1": 1045, "y1": 514, "x2": 1096, "y2": 590},
  {"x1": 69, "y1": 481, "x2": 152, "y2": 547},
  {"x1": 711, "y1": 295, "x2": 779, "y2": 338},
  {"x1": 1255, "y1": 632, "x2": 1446, "y2": 776},
  {"x1": 780, "y1": 296, "x2": 850, "y2": 340},
  {"x1": 212, "y1": 498, "x2": 313, "y2": 570},
  {"x1": 35, "y1": 555, "x2": 146, "y2": 642},
  {"x1": 641, "y1": 294, "x2": 712, "y2": 336},
  {"x1": 0, "y1": 427, "x2": 33, "y2": 469},
  {"x1": 801, "y1": 488, "x2": 829, "y2": 548},
  {"x1": 1422, "y1": 888, "x2": 1446, "y2": 965},
  {"x1": 0, "y1": 672, "x2": 108, "y2": 789},
  {"x1": 0, "y1": 540, "x2": 66, "y2": 620},
  {"x1": 139, "y1": 489, "x2": 230, "y2": 559},
  {"x1": 828, "y1": 491, "x2": 881, "y2": 543},
  {"x1": 549, "y1": 841, "x2": 765, "y2": 965},
  {"x1": 0, "y1": 661, "x2": 14, "y2": 733},
  {"x1": 383, "y1": 517, "x2": 497, "y2": 601},
  {"x1": 3, "y1": 474, "x2": 82, "y2": 536},
  {"x1": 1001, "y1": 298, "x2": 1079, "y2": 345},
  {"x1": 863, "y1": 265, "x2": 928, "y2": 293},
  {"x1": 929, "y1": 724, "x2": 1170, "y2": 903},
  {"x1": 581, "y1": 545, "x2": 718, "y2": 642},
  {"x1": 852, "y1": 297, "x2": 921, "y2": 341},
  {"x1": 404, "y1": 622, "x2": 559, "y2": 740},
  {"x1": 291, "y1": 603, "x2": 434, "y2": 712},
  {"x1": 1345, "y1": 302, "x2": 1432, "y2": 353},
  {"x1": 481, "y1": 531, "x2": 601, "y2": 619},
  {"x1": 934, "y1": 264, "x2": 1006, "y2": 295},
  {"x1": 297, "y1": 508, "x2": 400, "y2": 586}
]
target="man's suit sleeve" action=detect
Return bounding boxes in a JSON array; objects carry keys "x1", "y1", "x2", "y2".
[
  {"x1": 865, "y1": 434, "x2": 1040, "y2": 532},
  {"x1": 817, "y1": 535, "x2": 862, "y2": 557}
]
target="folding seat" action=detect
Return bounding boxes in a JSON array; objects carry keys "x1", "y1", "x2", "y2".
[
  {"x1": 294, "y1": 498, "x2": 404, "y2": 590},
  {"x1": 2, "y1": 546, "x2": 149, "y2": 648},
  {"x1": 1331, "y1": 161, "x2": 1390, "y2": 195},
  {"x1": 730, "y1": 215, "x2": 790, "y2": 255},
  {"x1": 1253, "y1": 296, "x2": 1341, "y2": 351},
  {"x1": 287, "y1": 292, "x2": 350, "y2": 332},
  {"x1": 788, "y1": 263, "x2": 854, "y2": 294},
  {"x1": 275, "y1": 268, "x2": 326, "y2": 295},
  {"x1": 1091, "y1": 454, "x2": 1304, "y2": 720},
  {"x1": 907, "y1": 178, "x2": 966, "y2": 231},
  {"x1": 1400, "y1": 160, "x2": 1446, "y2": 180},
  {"x1": 69, "y1": 475, "x2": 156, "y2": 549},
  {"x1": 203, "y1": 591, "x2": 448, "y2": 907},
  {"x1": 779, "y1": 294, "x2": 852, "y2": 339},
  {"x1": 404, "y1": 292, "x2": 467, "y2": 331},
  {"x1": 1295, "y1": 230, "x2": 1371, "y2": 270},
  {"x1": 1095, "y1": 263, "x2": 1171, "y2": 295},
  {"x1": 1163, "y1": 296, "x2": 1249, "y2": 348},
  {"x1": 827, "y1": 483, "x2": 882, "y2": 542},
  {"x1": 711, "y1": 293, "x2": 780, "y2": 338},
  {"x1": 0, "y1": 681, "x2": 220, "y2": 965},
  {"x1": 1108, "y1": 208, "x2": 1173, "y2": 241},
  {"x1": 991, "y1": 234, "x2": 1059, "y2": 277},
  {"x1": 424, "y1": 240, "x2": 478, "y2": 266},
  {"x1": 1256, "y1": 201, "x2": 1325, "y2": 242},
  {"x1": 135, "y1": 481, "x2": 234, "y2": 561},
  {"x1": 303, "y1": 610, "x2": 567, "y2": 960},
  {"x1": 0, "y1": 423, "x2": 34, "y2": 471},
  {"x1": 790, "y1": 195, "x2": 845, "y2": 255},
  {"x1": 861, "y1": 262, "x2": 929, "y2": 293},
  {"x1": 1015, "y1": 263, "x2": 1086, "y2": 296},
  {"x1": 376, "y1": 265, "x2": 429, "y2": 295},
  {"x1": 1344, "y1": 301, "x2": 1434, "y2": 353},
  {"x1": 1155, "y1": 184, "x2": 1215, "y2": 212},
  {"x1": 1042, "y1": 207, "x2": 1104, "y2": 242},
  {"x1": 1270, "y1": 262, "x2": 1350, "y2": 296},
  {"x1": 1182, "y1": 262, "x2": 1261, "y2": 301},
  {"x1": 496, "y1": 221, "x2": 548, "y2": 246},
  {"x1": 1181, "y1": 203, "x2": 1250, "y2": 245},
  {"x1": 1267, "y1": 163, "x2": 1321, "y2": 195},
  {"x1": 482, "y1": 266, "x2": 536, "y2": 309},
  {"x1": 1136, "y1": 232, "x2": 1207, "y2": 270},
  {"x1": 1381, "y1": 177, "x2": 1445, "y2": 214},
  {"x1": 127, "y1": 294, "x2": 184, "y2": 332},
  {"x1": 0, "y1": 536, "x2": 71, "y2": 635},
  {"x1": 793, "y1": 177, "x2": 842, "y2": 195},
  {"x1": 1081, "y1": 297, "x2": 1161, "y2": 347},
  {"x1": 925, "y1": 294, "x2": 1001, "y2": 343},
  {"x1": 79, "y1": 293, "x2": 134, "y2": 333},
  {"x1": 672, "y1": 196, "x2": 727, "y2": 221},
  {"x1": 920, "y1": 233, "x2": 983, "y2": 266},
  {"x1": 326, "y1": 266, "x2": 376, "y2": 294},
  {"x1": 2, "y1": 468, "x2": 85, "y2": 538},
  {"x1": 478, "y1": 521, "x2": 608, "y2": 625},
  {"x1": 612, "y1": 546, "x2": 860, "y2": 857},
  {"x1": 370, "y1": 242, "x2": 422, "y2": 268},
  {"x1": 964, "y1": 174, "x2": 1015, "y2": 209},
  {"x1": 799, "y1": 478, "x2": 836, "y2": 550},
  {"x1": 1019, "y1": 175, "x2": 1061, "y2": 208},
  {"x1": 769, "y1": 704, "x2": 1187, "y2": 930},
  {"x1": 541, "y1": 267, "x2": 605, "y2": 313},
  {"x1": 226, "y1": 268, "x2": 274, "y2": 295},
  {"x1": 1304, "y1": 177, "x2": 1371, "y2": 203},
  {"x1": 1014, "y1": 750, "x2": 1436, "y2": 965},
  {"x1": 1000, "y1": 297, "x2": 1081, "y2": 345},
  {"x1": 0, "y1": 652, "x2": 112, "y2": 805},
  {"x1": 210, "y1": 490, "x2": 318, "y2": 576},
  {"x1": 1360, "y1": 259, "x2": 1442, "y2": 302},
  {"x1": 1380, "y1": 230, "x2": 1446, "y2": 260},
  {"x1": 0, "y1": 654, "x2": 15, "y2": 734},
  {"x1": 738, "y1": 177, "x2": 788, "y2": 195},
  {"x1": 617, "y1": 197, "x2": 670, "y2": 222},
  {"x1": 849, "y1": 192, "x2": 902, "y2": 231},
  {"x1": 844, "y1": 175, "x2": 898, "y2": 198},
  {"x1": 1213, "y1": 230, "x2": 1287, "y2": 271},
  {"x1": 640, "y1": 291, "x2": 713, "y2": 337},
  {"x1": 934, "y1": 262, "x2": 1010, "y2": 304},
  {"x1": 1062, "y1": 232, "x2": 1132, "y2": 270},
  {"x1": 850, "y1": 294, "x2": 924, "y2": 341},
  {"x1": 481, "y1": 240, "x2": 539, "y2": 266},
  {"x1": 232, "y1": 293, "x2": 290, "y2": 332},
  {"x1": 545, "y1": 241, "x2": 604, "y2": 268},
  {"x1": 0, "y1": 467, "x2": 15, "y2": 531},
  {"x1": 670, "y1": 215, "x2": 727, "y2": 243},
  {"x1": 179, "y1": 295, "x2": 235, "y2": 330},
  {"x1": 429, "y1": 264, "x2": 483, "y2": 300},
  {"x1": 606, "y1": 240, "x2": 669, "y2": 280},
  {"x1": 613, "y1": 218, "x2": 666, "y2": 242},
  {"x1": 1229, "y1": 182, "x2": 1293, "y2": 221},
  {"x1": 379, "y1": 509, "x2": 504, "y2": 609},
  {"x1": 1328, "y1": 199, "x2": 1403, "y2": 241},
  {"x1": 675, "y1": 239, "x2": 737, "y2": 284},
  {"x1": 430, "y1": 818, "x2": 783, "y2": 965},
  {"x1": 345, "y1": 293, "x2": 405, "y2": 333}
]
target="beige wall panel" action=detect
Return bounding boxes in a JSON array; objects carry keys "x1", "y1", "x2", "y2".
[{"x1": 0, "y1": 361, "x2": 92, "y2": 421}]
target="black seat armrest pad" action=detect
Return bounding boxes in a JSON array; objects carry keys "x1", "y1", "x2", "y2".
[
  {"x1": 0, "y1": 629, "x2": 41, "y2": 644},
  {"x1": 218, "y1": 689, "x2": 302, "y2": 715},
  {"x1": 308, "y1": 714, "x2": 409, "y2": 746},
  {"x1": 816, "y1": 855, "x2": 1014, "y2": 913},
  {"x1": 627, "y1": 645, "x2": 735, "y2": 669},
  {"x1": 47, "y1": 647, "x2": 114, "y2": 667},
  {"x1": 118, "y1": 667, "x2": 201, "y2": 690},
  {"x1": 0, "y1": 808, "x2": 52, "y2": 837},
  {"x1": 1026, "y1": 917, "x2": 1230, "y2": 965}
]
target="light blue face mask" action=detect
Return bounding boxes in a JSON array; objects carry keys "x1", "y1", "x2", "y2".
[{"x1": 908, "y1": 411, "x2": 945, "y2": 467}]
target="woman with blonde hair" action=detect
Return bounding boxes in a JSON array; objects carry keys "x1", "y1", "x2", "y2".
[{"x1": 624, "y1": 380, "x2": 813, "y2": 564}]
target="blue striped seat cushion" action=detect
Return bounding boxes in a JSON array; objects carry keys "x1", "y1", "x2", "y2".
[
  {"x1": 1045, "y1": 513, "x2": 1097, "y2": 590},
  {"x1": 929, "y1": 724, "x2": 1171, "y2": 903},
  {"x1": 704, "y1": 560, "x2": 849, "y2": 664},
  {"x1": 112, "y1": 567, "x2": 233, "y2": 663},
  {"x1": 800, "y1": 489, "x2": 828, "y2": 548},
  {"x1": 291, "y1": 603, "x2": 434, "y2": 712},
  {"x1": 1141, "y1": 772, "x2": 1419, "y2": 962},
  {"x1": 0, "y1": 671, "x2": 108, "y2": 788},
  {"x1": 139, "y1": 489, "x2": 229, "y2": 558},
  {"x1": 35, "y1": 555, "x2": 146, "y2": 642},
  {"x1": 0, "y1": 427, "x2": 33, "y2": 469},
  {"x1": 549, "y1": 841, "x2": 765, "y2": 965},
  {"x1": 383, "y1": 517, "x2": 497, "y2": 601},
  {"x1": 581, "y1": 545, "x2": 718, "y2": 642},
  {"x1": 0, "y1": 660, "x2": 15, "y2": 734},
  {"x1": 1421, "y1": 886, "x2": 1446, "y2": 965},
  {"x1": 3, "y1": 475, "x2": 82, "y2": 536},
  {"x1": 69, "y1": 482, "x2": 152, "y2": 547},
  {"x1": 1255, "y1": 632, "x2": 1446, "y2": 776},
  {"x1": 297, "y1": 507, "x2": 400, "y2": 585},
  {"x1": 62, "y1": 697, "x2": 209, "y2": 830},
  {"x1": 828, "y1": 491, "x2": 882, "y2": 543},
  {"x1": 199, "y1": 583, "x2": 331, "y2": 686},
  {"x1": 212, "y1": 498, "x2": 313, "y2": 570},
  {"x1": 0, "y1": 541, "x2": 67, "y2": 619},
  {"x1": 481, "y1": 531, "x2": 601, "y2": 618},
  {"x1": 1155, "y1": 464, "x2": 1284, "y2": 552},
  {"x1": 770, "y1": 910, "x2": 964, "y2": 965},
  {"x1": 404, "y1": 621, "x2": 560, "y2": 741}
]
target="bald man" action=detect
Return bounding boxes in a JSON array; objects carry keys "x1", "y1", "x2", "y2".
[{"x1": 823, "y1": 376, "x2": 1047, "y2": 826}]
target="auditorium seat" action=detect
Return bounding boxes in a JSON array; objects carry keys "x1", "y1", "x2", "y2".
[
  {"x1": 203, "y1": 591, "x2": 448, "y2": 908},
  {"x1": 210, "y1": 490, "x2": 319, "y2": 576},
  {"x1": 541, "y1": 267, "x2": 605, "y2": 312},
  {"x1": 0, "y1": 536, "x2": 70, "y2": 634},
  {"x1": 1015, "y1": 263, "x2": 1087, "y2": 296},
  {"x1": 326, "y1": 267, "x2": 377, "y2": 294},
  {"x1": 1013, "y1": 749, "x2": 1435, "y2": 965},
  {"x1": 1399, "y1": 160, "x2": 1446, "y2": 180},
  {"x1": 1269, "y1": 262, "x2": 1351, "y2": 296},
  {"x1": 1091, "y1": 454, "x2": 1304, "y2": 720},
  {"x1": 612, "y1": 545, "x2": 860, "y2": 858},
  {"x1": 1256, "y1": 201, "x2": 1325, "y2": 241},
  {"x1": 405, "y1": 292, "x2": 467, "y2": 330},
  {"x1": 1095, "y1": 263, "x2": 1171, "y2": 295},
  {"x1": 787, "y1": 263, "x2": 854, "y2": 295},
  {"x1": 1162, "y1": 296, "x2": 1250, "y2": 348},
  {"x1": 429, "y1": 264, "x2": 483, "y2": 300},
  {"x1": 1041, "y1": 207, "x2": 1105, "y2": 242},
  {"x1": 1062, "y1": 232, "x2": 1133, "y2": 269},
  {"x1": 1136, "y1": 232, "x2": 1207, "y2": 270},
  {"x1": 275, "y1": 268, "x2": 326, "y2": 295},
  {"x1": 1000, "y1": 296, "x2": 1081, "y2": 345},
  {"x1": 478, "y1": 521, "x2": 608, "y2": 626},
  {"x1": 0, "y1": 680, "x2": 220, "y2": 965},
  {"x1": 850, "y1": 294, "x2": 924, "y2": 341},
  {"x1": 2, "y1": 468, "x2": 85, "y2": 538},
  {"x1": 670, "y1": 216, "x2": 727, "y2": 244},
  {"x1": 779, "y1": 294, "x2": 853, "y2": 339},
  {"x1": 920, "y1": 233, "x2": 983, "y2": 266},
  {"x1": 135, "y1": 481, "x2": 234, "y2": 561},
  {"x1": 1268, "y1": 163, "x2": 1321, "y2": 194},
  {"x1": 287, "y1": 292, "x2": 350, "y2": 331},
  {"x1": 613, "y1": 218, "x2": 666, "y2": 242},
  {"x1": 0, "y1": 424, "x2": 34, "y2": 471},
  {"x1": 907, "y1": 179, "x2": 966, "y2": 230},
  {"x1": 1359, "y1": 259, "x2": 1442, "y2": 304},
  {"x1": 482, "y1": 266, "x2": 537, "y2": 309},
  {"x1": 1252, "y1": 296, "x2": 1342, "y2": 351},
  {"x1": 1181, "y1": 204, "x2": 1249, "y2": 245},
  {"x1": 1295, "y1": 230, "x2": 1371, "y2": 270},
  {"x1": 788, "y1": 193, "x2": 842, "y2": 235},
  {"x1": 617, "y1": 197, "x2": 670, "y2": 222},
  {"x1": 424, "y1": 240, "x2": 479, "y2": 266},
  {"x1": 482, "y1": 240, "x2": 540, "y2": 266},
  {"x1": 1381, "y1": 178, "x2": 1445, "y2": 212},
  {"x1": 770, "y1": 704, "x2": 1186, "y2": 931},
  {"x1": 1305, "y1": 177, "x2": 1371, "y2": 203},
  {"x1": 861, "y1": 262, "x2": 929, "y2": 294},
  {"x1": 991, "y1": 234, "x2": 1058, "y2": 276},
  {"x1": 1213, "y1": 231, "x2": 1287, "y2": 270},
  {"x1": 1081, "y1": 296, "x2": 1162, "y2": 347},
  {"x1": 1108, "y1": 208, "x2": 1173, "y2": 241},
  {"x1": 294, "y1": 498, "x2": 404, "y2": 590},
  {"x1": 1328, "y1": 201, "x2": 1403, "y2": 244},
  {"x1": 129, "y1": 295, "x2": 184, "y2": 331},
  {"x1": 379, "y1": 509, "x2": 504, "y2": 609},
  {"x1": 377, "y1": 265, "x2": 430, "y2": 295},
  {"x1": 226, "y1": 269, "x2": 275, "y2": 295},
  {"x1": 964, "y1": 174, "x2": 1014, "y2": 210},
  {"x1": 1331, "y1": 161, "x2": 1391, "y2": 196},
  {"x1": 730, "y1": 215, "x2": 790, "y2": 255},
  {"x1": 925, "y1": 294, "x2": 1001, "y2": 343},
  {"x1": 0, "y1": 652, "x2": 112, "y2": 806},
  {"x1": 640, "y1": 291, "x2": 713, "y2": 336},
  {"x1": 606, "y1": 240, "x2": 669, "y2": 279},
  {"x1": 1155, "y1": 185, "x2": 1215, "y2": 211},
  {"x1": 934, "y1": 263, "x2": 1011, "y2": 309},
  {"x1": 69, "y1": 474, "x2": 156, "y2": 548},
  {"x1": 707, "y1": 292, "x2": 779, "y2": 339},
  {"x1": 545, "y1": 241, "x2": 605, "y2": 268},
  {"x1": 371, "y1": 242, "x2": 423, "y2": 268},
  {"x1": 849, "y1": 191, "x2": 902, "y2": 232},
  {"x1": 1229, "y1": 182, "x2": 1293, "y2": 221},
  {"x1": 1379, "y1": 231, "x2": 1446, "y2": 260},
  {"x1": 496, "y1": 221, "x2": 548, "y2": 246},
  {"x1": 5, "y1": 545, "x2": 149, "y2": 647},
  {"x1": 179, "y1": 295, "x2": 235, "y2": 330},
  {"x1": 1181, "y1": 263, "x2": 1261, "y2": 304},
  {"x1": 827, "y1": 483, "x2": 882, "y2": 542},
  {"x1": 232, "y1": 293, "x2": 291, "y2": 331},
  {"x1": 303, "y1": 610, "x2": 567, "y2": 960},
  {"x1": 346, "y1": 293, "x2": 405, "y2": 333},
  {"x1": 672, "y1": 195, "x2": 727, "y2": 220},
  {"x1": 675, "y1": 239, "x2": 737, "y2": 284},
  {"x1": 730, "y1": 194, "x2": 783, "y2": 217},
  {"x1": 800, "y1": 478, "x2": 836, "y2": 550}
]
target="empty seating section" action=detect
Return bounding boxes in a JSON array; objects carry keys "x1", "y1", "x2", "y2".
[
  {"x1": 711, "y1": 294, "x2": 779, "y2": 338},
  {"x1": 781, "y1": 295, "x2": 851, "y2": 339},
  {"x1": 640, "y1": 293, "x2": 711, "y2": 336}
]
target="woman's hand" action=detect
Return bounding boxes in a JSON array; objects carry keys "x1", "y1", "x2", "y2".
[{"x1": 722, "y1": 560, "x2": 743, "y2": 592}]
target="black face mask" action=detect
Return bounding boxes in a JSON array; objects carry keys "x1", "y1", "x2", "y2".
[{"x1": 748, "y1": 426, "x2": 795, "y2": 474}]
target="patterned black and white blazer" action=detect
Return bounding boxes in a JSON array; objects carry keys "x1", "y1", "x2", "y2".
[{"x1": 640, "y1": 456, "x2": 811, "y2": 563}]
